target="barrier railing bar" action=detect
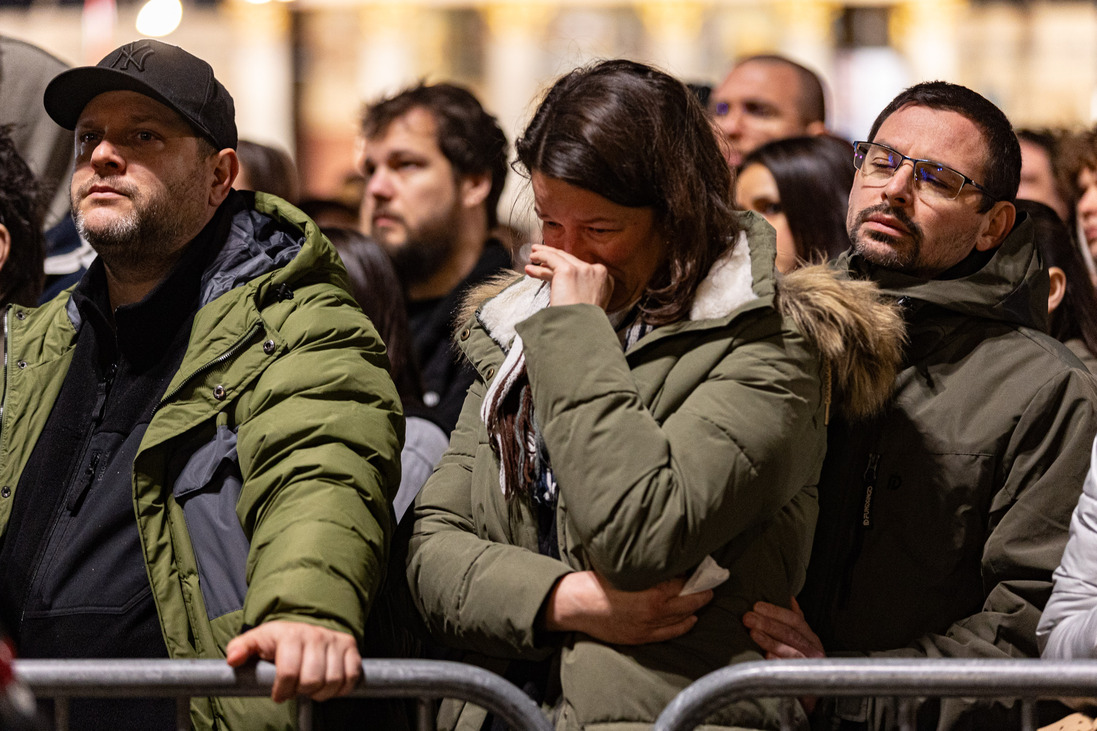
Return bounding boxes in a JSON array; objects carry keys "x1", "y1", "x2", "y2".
[
  {"x1": 17, "y1": 658, "x2": 552, "y2": 731},
  {"x1": 654, "y1": 659, "x2": 1097, "y2": 731}
]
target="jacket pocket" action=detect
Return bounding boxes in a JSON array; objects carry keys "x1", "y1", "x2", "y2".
[{"x1": 172, "y1": 424, "x2": 250, "y2": 620}]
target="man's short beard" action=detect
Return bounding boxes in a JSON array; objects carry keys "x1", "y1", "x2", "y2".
[
  {"x1": 73, "y1": 175, "x2": 205, "y2": 276},
  {"x1": 848, "y1": 203, "x2": 925, "y2": 271},
  {"x1": 384, "y1": 216, "x2": 460, "y2": 289}
]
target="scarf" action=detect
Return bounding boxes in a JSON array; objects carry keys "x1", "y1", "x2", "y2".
[{"x1": 480, "y1": 291, "x2": 652, "y2": 505}]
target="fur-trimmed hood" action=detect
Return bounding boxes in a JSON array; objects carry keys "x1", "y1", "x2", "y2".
[{"x1": 457, "y1": 216, "x2": 903, "y2": 420}]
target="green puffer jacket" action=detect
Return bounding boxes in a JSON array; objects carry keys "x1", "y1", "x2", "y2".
[
  {"x1": 0, "y1": 192, "x2": 403, "y2": 730},
  {"x1": 799, "y1": 214, "x2": 1097, "y2": 730},
  {"x1": 406, "y1": 213, "x2": 902, "y2": 730}
]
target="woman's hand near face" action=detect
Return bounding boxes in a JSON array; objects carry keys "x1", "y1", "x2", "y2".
[
  {"x1": 541, "y1": 570, "x2": 713, "y2": 645},
  {"x1": 525, "y1": 243, "x2": 615, "y2": 309}
]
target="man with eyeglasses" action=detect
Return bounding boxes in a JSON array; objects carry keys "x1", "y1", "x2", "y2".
[{"x1": 742, "y1": 81, "x2": 1097, "y2": 729}]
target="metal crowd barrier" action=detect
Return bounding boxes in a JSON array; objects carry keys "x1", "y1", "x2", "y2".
[
  {"x1": 655, "y1": 658, "x2": 1097, "y2": 731},
  {"x1": 15, "y1": 658, "x2": 553, "y2": 731}
]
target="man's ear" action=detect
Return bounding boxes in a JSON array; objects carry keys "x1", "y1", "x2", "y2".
[
  {"x1": 0, "y1": 224, "x2": 10, "y2": 273},
  {"x1": 806, "y1": 120, "x2": 827, "y2": 137},
  {"x1": 1048, "y1": 265, "x2": 1067, "y2": 315},
  {"x1": 460, "y1": 172, "x2": 492, "y2": 210},
  {"x1": 974, "y1": 200, "x2": 1016, "y2": 252},
  {"x1": 210, "y1": 149, "x2": 240, "y2": 207}
]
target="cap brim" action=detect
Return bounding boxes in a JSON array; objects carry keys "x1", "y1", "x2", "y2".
[{"x1": 43, "y1": 66, "x2": 217, "y2": 146}]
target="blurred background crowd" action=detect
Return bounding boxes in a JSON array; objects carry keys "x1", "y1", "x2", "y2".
[{"x1": 4, "y1": 0, "x2": 1097, "y2": 238}]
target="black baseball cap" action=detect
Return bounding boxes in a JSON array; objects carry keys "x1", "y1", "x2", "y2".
[{"x1": 44, "y1": 39, "x2": 237, "y2": 150}]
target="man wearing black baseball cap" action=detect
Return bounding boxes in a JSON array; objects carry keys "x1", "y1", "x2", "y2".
[{"x1": 0, "y1": 40, "x2": 402, "y2": 730}]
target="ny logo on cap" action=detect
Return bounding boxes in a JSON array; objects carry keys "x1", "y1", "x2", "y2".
[{"x1": 111, "y1": 41, "x2": 155, "y2": 72}]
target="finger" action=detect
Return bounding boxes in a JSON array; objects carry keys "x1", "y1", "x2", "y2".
[
  {"x1": 226, "y1": 628, "x2": 273, "y2": 667},
  {"x1": 296, "y1": 636, "x2": 330, "y2": 699},
  {"x1": 304, "y1": 641, "x2": 344, "y2": 702},
  {"x1": 751, "y1": 601, "x2": 803, "y2": 625},
  {"x1": 753, "y1": 600, "x2": 824, "y2": 653},
  {"x1": 528, "y1": 244, "x2": 564, "y2": 266},
  {"x1": 271, "y1": 637, "x2": 303, "y2": 703},
  {"x1": 224, "y1": 635, "x2": 256, "y2": 668},
  {"x1": 749, "y1": 628, "x2": 807, "y2": 659},
  {"x1": 524, "y1": 263, "x2": 554, "y2": 281},
  {"x1": 744, "y1": 612, "x2": 821, "y2": 658},
  {"x1": 339, "y1": 646, "x2": 362, "y2": 698},
  {"x1": 790, "y1": 595, "x2": 807, "y2": 619},
  {"x1": 663, "y1": 589, "x2": 714, "y2": 617},
  {"x1": 643, "y1": 615, "x2": 700, "y2": 644}
]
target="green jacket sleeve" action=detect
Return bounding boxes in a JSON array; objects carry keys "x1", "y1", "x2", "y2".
[
  {"x1": 407, "y1": 377, "x2": 574, "y2": 659},
  {"x1": 235, "y1": 280, "x2": 404, "y2": 642},
  {"x1": 516, "y1": 303, "x2": 825, "y2": 591}
]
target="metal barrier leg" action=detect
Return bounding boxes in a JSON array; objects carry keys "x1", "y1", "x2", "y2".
[
  {"x1": 897, "y1": 697, "x2": 916, "y2": 731},
  {"x1": 1020, "y1": 699, "x2": 1036, "y2": 731},
  {"x1": 54, "y1": 696, "x2": 70, "y2": 731},
  {"x1": 175, "y1": 696, "x2": 191, "y2": 731},
  {"x1": 297, "y1": 697, "x2": 314, "y2": 731},
  {"x1": 417, "y1": 698, "x2": 435, "y2": 731}
]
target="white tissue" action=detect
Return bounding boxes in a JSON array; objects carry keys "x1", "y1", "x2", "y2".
[{"x1": 679, "y1": 555, "x2": 729, "y2": 596}]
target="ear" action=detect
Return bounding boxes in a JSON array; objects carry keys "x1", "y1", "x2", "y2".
[
  {"x1": 209, "y1": 149, "x2": 240, "y2": 207},
  {"x1": 806, "y1": 120, "x2": 827, "y2": 137},
  {"x1": 974, "y1": 200, "x2": 1016, "y2": 252},
  {"x1": 459, "y1": 172, "x2": 492, "y2": 210},
  {"x1": 0, "y1": 224, "x2": 10, "y2": 273},
  {"x1": 1048, "y1": 265, "x2": 1067, "y2": 315}
]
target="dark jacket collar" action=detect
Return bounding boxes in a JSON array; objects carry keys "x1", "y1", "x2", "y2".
[{"x1": 840, "y1": 211, "x2": 1047, "y2": 331}]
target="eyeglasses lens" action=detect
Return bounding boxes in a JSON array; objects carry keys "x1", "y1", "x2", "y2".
[{"x1": 854, "y1": 143, "x2": 964, "y2": 200}]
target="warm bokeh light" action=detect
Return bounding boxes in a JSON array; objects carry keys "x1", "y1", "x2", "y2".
[{"x1": 135, "y1": 0, "x2": 182, "y2": 37}]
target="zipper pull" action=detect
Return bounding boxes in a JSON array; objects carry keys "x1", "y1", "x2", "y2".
[
  {"x1": 66, "y1": 451, "x2": 102, "y2": 514},
  {"x1": 861, "y1": 453, "x2": 879, "y2": 528}
]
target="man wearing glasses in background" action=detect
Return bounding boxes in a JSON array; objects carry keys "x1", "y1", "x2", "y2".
[{"x1": 742, "y1": 81, "x2": 1097, "y2": 729}]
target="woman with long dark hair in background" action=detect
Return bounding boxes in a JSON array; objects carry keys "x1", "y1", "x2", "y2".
[
  {"x1": 1016, "y1": 200, "x2": 1097, "y2": 371},
  {"x1": 735, "y1": 135, "x2": 854, "y2": 272}
]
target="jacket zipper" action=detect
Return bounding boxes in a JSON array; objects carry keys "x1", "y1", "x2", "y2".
[
  {"x1": 0, "y1": 306, "x2": 10, "y2": 450},
  {"x1": 152, "y1": 322, "x2": 263, "y2": 415},
  {"x1": 861, "y1": 453, "x2": 880, "y2": 528},
  {"x1": 837, "y1": 450, "x2": 879, "y2": 611}
]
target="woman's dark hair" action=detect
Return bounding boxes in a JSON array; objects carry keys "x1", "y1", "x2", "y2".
[
  {"x1": 739, "y1": 135, "x2": 853, "y2": 264},
  {"x1": 324, "y1": 227, "x2": 423, "y2": 405},
  {"x1": 1017, "y1": 199, "x2": 1097, "y2": 356},
  {"x1": 515, "y1": 59, "x2": 739, "y2": 326},
  {"x1": 0, "y1": 126, "x2": 43, "y2": 308}
]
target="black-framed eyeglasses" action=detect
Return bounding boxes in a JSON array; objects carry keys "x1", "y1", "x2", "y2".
[{"x1": 852, "y1": 140, "x2": 997, "y2": 202}]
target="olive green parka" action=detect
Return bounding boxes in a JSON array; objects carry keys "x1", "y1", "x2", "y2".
[
  {"x1": 0, "y1": 192, "x2": 403, "y2": 730},
  {"x1": 800, "y1": 213, "x2": 1097, "y2": 730},
  {"x1": 406, "y1": 213, "x2": 901, "y2": 730}
]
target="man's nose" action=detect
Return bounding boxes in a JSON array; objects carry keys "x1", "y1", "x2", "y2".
[
  {"x1": 882, "y1": 162, "x2": 916, "y2": 206},
  {"x1": 716, "y1": 106, "x2": 742, "y2": 137},
  {"x1": 366, "y1": 167, "x2": 396, "y2": 200},
  {"x1": 89, "y1": 138, "x2": 125, "y2": 173}
]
